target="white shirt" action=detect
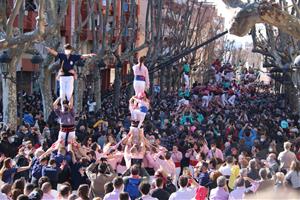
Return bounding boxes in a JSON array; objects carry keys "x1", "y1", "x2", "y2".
[
  {"x1": 285, "y1": 171, "x2": 300, "y2": 188},
  {"x1": 278, "y1": 150, "x2": 296, "y2": 170},
  {"x1": 184, "y1": 74, "x2": 189, "y2": 87},
  {"x1": 103, "y1": 189, "x2": 122, "y2": 200},
  {"x1": 228, "y1": 95, "x2": 236, "y2": 103},
  {"x1": 215, "y1": 73, "x2": 222, "y2": 83},
  {"x1": 0, "y1": 192, "x2": 9, "y2": 200},
  {"x1": 169, "y1": 187, "x2": 197, "y2": 200},
  {"x1": 87, "y1": 101, "x2": 96, "y2": 112},
  {"x1": 219, "y1": 164, "x2": 232, "y2": 176},
  {"x1": 140, "y1": 195, "x2": 158, "y2": 200},
  {"x1": 229, "y1": 187, "x2": 246, "y2": 200},
  {"x1": 42, "y1": 192, "x2": 56, "y2": 200},
  {"x1": 226, "y1": 72, "x2": 234, "y2": 81}
]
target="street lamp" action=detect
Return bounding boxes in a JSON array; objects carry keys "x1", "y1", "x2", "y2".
[{"x1": 0, "y1": 51, "x2": 15, "y2": 83}]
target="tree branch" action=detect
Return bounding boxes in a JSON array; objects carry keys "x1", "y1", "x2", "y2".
[
  {"x1": 0, "y1": 0, "x2": 47, "y2": 50},
  {"x1": 292, "y1": 0, "x2": 300, "y2": 16},
  {"x1": 6, "y1": 0, "x2": 23, "y2": 37}
]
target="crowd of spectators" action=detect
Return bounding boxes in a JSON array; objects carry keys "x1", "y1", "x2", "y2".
[{"x1": 0, "y1": 60, "x2": 299, "y2": 200}]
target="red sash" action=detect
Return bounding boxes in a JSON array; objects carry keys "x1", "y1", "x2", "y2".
[
  {"x1": 189, "y1": 160, "x2": 198, "y2": 166},
  {"x1": 175, "y1": 162, "x2": 181, "y2": 168}
]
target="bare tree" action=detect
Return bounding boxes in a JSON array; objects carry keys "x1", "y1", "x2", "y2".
[
  {"x1": 35, "y1": 0, "x2": 69, "y2": 120},
  {"x1": 0, "y1": 0, "x2": 46, "y2": 130}
]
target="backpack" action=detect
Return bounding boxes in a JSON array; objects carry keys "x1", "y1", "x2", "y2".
[{"x1": 124, "y1": 178, "x2": 141, "y2": 200}]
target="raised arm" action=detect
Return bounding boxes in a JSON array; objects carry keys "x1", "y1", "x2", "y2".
[
  {"x1": 17, "y1": 158, "x2": 32, "y2": 172},
  {"x1": 40, "y1": 144, "x2": 57, "y2": 159},
  {"x1": 81, "y1": 53, "x2": 97, "y2": 59},
  {"x1": 86, "y1": 161, "x2": 99, "y2": 180},
  {"x1": 69, "y1": 96, "x2": 74, "y2": 110},
  {"x1": 145, "y1": 66, "x2": 150, "y2": 90},
  {"x1": 53, "y1": 97, "x2": 61, "y2": 110},
  {"x1": 69, "y1": 147, "x2": 77, "y2": 164},
  {"x1": 45, "y1": 47, "x2": 58, "y2": 57}
]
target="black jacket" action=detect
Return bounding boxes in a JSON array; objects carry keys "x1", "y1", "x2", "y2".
[{"x1": 152, "y1": 188, "x2": 170, "y2": 200}]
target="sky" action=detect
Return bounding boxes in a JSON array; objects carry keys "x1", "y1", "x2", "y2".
[{"x1": 209, "y1": 0, "x2": 253, "y2": 46}]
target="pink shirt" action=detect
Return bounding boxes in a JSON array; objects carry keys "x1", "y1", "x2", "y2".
[
  {"x1": 185, "y1": 150, "x2": 201, "y2": 161},
  {"x1": 108, "y1": 152, "x2": 123, "y2": 170},
  {"x1": 156, "y1": 158, "x2": 176, "y2": 178},
  {"x1": 171, "y1": 151, "x2": 183, "y2": 163},
  {"x1": 207, "y1": 148, "x2": 224, "y2": 161},
  {"x1": 145, "y1": 151, "x2": 160, "y2": 170},
  {"x1": 201, "y1": 145, "x2": 209, "y2": 155},
  {"x1": 133, "y1": 64, "x2": 150, "y2": 88}
]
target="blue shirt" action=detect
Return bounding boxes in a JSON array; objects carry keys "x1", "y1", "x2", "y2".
[
  {"x1": 198, "y1": 172, "x2": 210, "y2": 187},
  {"x1": 140, "y1": 106, "x2": 148, "y2": 113},
  {"x1": 23, "y1": 113, "x2": 35, "y2": 126},
  {"x1": 56, "y1": 53, "x2": 81, "y2": 76},
  {"x1": 238, "y1": 129, "x2": 257, "y2": 149},
  {"x1": 52, "y1": 154, "x2": 65, "y2": 166},
  {"x1": 2, "y1": 168, "x2": 17, "y2": 184},
  {"x1": 31, "y1": 161, "x2": 44, "y2": 180},
  {"x1": 42, "y1": 166, "x2": 59, "y2": 183},
  {"x1": 280, "y1": 120, "x2": 289, "y2": 129}
]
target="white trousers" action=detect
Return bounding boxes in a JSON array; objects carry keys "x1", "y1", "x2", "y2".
[
  {"x1": 228, "y1": 95, "x2": 236, "y2": 106},
  {"x1": 131, "y1": 109, "x2": 146, "y2": 128},
  {"x1": 202, "y1": 96, "x2": 210, "y2": 107},
  {"x1": 175, "y1": 167, "x2": 181, "y2": 186},
  {"x1": 133, "y1": 80, "x2": 146, "y2": 95},
  {"x1": 60, "y1": 76, "x2": 74, "y2": 105},
  {"x1": 58, "y1": 131, "x2": 76, "y2": 144},
  {"x1": 221, "y1": 94, "x2": 228, "y2": 107},
  {"x1": 184, "y1": 74, "x2": 190, "y2": 89}
]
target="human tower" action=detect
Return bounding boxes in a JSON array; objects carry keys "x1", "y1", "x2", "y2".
[
  {"x1": 45, "y1": 43, "x2": 151, "y2": 151},
  {"x1": 127, "y1": 56, "x2": 150, "y2": 147}
]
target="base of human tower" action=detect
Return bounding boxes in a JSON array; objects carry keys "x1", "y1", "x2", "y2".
[{"x1": 128, "y1": 124, "x2": 145, "y2": 147}]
